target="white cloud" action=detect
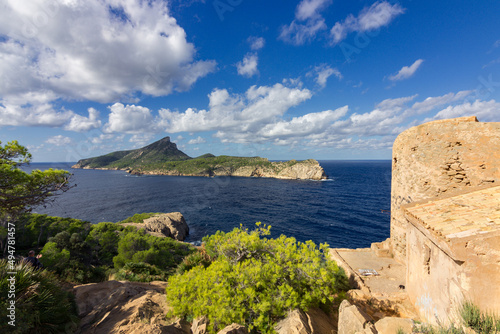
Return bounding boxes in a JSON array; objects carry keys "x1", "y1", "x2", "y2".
[
  {"x1": 0, "y1": 100, "x2": 73, "y2": 127},
  {"x1": 296, "y1": 0, "x2": 332, "y2": 20},
  {"x1": 280, "y1": 18, "x2": 327, "y2": 45},
  {"x1": 46, "y1": 135, "x2": 72, "y2": 146},
  {"x1": 407, "y1": 91, "x2": 471, "y2": 115},
  {"x1": 130, "y1": 133, "x2": 156, "y2": 147},
  {"x1": 90, "y1": 134, "x2": 116, "y2": 144},
  {"x1": 237, "y1": 53, "x2": 259, "y2": 77},
  {"x1": 0, "y1": 0, "x2": 216, "y2": 126},
  {"x1": 64, "y1": 108, "x2": 102, "y2": 132},
  {"x1": 430, "y1": 100, "x2": 500, "y2": 122},
  {"x1": 309, "y1": 64, "x2": 342, "y2": 88},
  {"x1": 104, "y1": 103, "x2": 154, "y2": 134},
  {"x1": 158, "y1": 83, "x2": 313, "y2": 136},
  {"x1": 188, "y1": 136, "x2": 206, "y2": 144},
  {"x1": 280, "y1": 0, "x2": 332, "y2": 45},
  {"x1": 330, "y1": 1, "x2": 405, "y2": 45},
  {"x1": 259, "y1": 107, "x2": 348, "y2": 138},
  {"x1": 389, "y1": 59, "x2": 424, "y2": 81},
  {"x1": 248, "y1": 37, "x2": 265, "y2": 51}
]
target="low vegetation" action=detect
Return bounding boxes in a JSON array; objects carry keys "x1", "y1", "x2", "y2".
[
  {"x1": 166, "y1": 224, "x2": 349, "y2": 334},
  {"x1": 6, "y1": 213, "x2": 195, "y2": 284},
  {"x1": 415, "y1": 301, "x2": 500, "y2": 333},
  {"x1": 0, "y1": 260, "x2": 79, "y2": 333}
]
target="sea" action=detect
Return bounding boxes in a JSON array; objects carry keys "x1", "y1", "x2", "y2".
[{"x1": 27, "y1": 161, "x2": 392, "y2": 249}]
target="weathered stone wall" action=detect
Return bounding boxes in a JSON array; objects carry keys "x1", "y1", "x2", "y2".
[
  {"x1": 406, "y1": 214, "x2": 500, "y2": 326},
  {"x1": 390, "y1": 117, "x2": 500, "y2": 262}
]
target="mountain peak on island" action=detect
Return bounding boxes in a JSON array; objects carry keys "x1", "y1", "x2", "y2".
[{"x1": 72, "y1": 136, "x2": 191, "y2": 169}]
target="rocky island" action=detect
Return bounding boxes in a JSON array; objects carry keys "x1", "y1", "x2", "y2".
[{"x1": 72, "y1": 136, "x2": 327, "y2": 180}]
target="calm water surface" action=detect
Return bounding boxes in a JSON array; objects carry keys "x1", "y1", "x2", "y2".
[{"x1": 28, "y1": 161, "x2": 392, "y2": 248}]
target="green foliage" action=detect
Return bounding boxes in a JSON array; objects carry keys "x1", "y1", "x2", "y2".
[
  {"x1": 166, "y1": 225, "x2": 349, "y2": 334},
  {"x1": 117, "y1": 212, "x2": 162, "y2": 224},
  {"x1": 40, "y1": 242, "x2": 70, "y2": 270},
  {"x1": 85, "y1": 222, "x2": 128, "y2": 266},
  {"x1": 0, "y1": 140, "x2": 73, "y2": 222},
  {"x1": 176, "y1": 249, "x2": 212, "y2": 275},
  {"x1": 460, "y1": 301, "x2": 500, "y2": 333},
  {"x1": 0, "y1": 260, "x2": 79, "y2": 333},
  {"x1": 113, "y1": 230, "x2": 194, "y2": 273},
  {"x1": 417, "y1": 301, "x2": 500, "y2": 334},
  {"x1": 114, "y1": 262, "x2": 168, "y2": 282},
  {"x1": 13, "y1": 213, "x2": 91, "y2": 250}
]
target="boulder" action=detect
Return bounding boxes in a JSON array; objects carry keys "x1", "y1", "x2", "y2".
[
  {"x1": 72, "y1": 280, "x2": 186, "y2": 334},
  {"x1": 374, "y1": 317, "x2": 414, "y2": 334},
  {"x1": 122, "y1": 212, "x2": 189, "y2": 241},
  {"x1": 192, "y1": 316, "x2": 209, "y2": 334},
  {"x1": 217, "y1": 323, "x2": 248, "y2": 334},
  {"x1": 274, "y1": 308, "x2": 337, "y2": 334},
  {"x1": 338, "y1": 300, "x2": 373, "y2": 334}
]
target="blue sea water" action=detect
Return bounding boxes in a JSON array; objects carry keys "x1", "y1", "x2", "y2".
[{"x1": 28, "y1": 161, "x2": 392, "y2": 249}]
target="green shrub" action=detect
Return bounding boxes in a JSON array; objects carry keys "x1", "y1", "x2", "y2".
[
  {"x1": 0, "y1": 260, "x2": 79, "y2": 333},
  {"x1": 460, "y1": 301, "x2": 500, "y2": 334},
  {"x1": 113, "y1": 230, "x2": 194, "y2": 273},
  {"x1": 40, "y1": 242, "x2": 70, "y2": 271},
  {"x1": 114, "y1": 262, "x2": 168, "y2": 282},
  {"x1": 166, "y1": 224, "x2": 349, "y2": 334},
  {"x1": 176, "y1": 249, "x2": 212, "y2": 274},
  {"x1": 116, "y1": 212, "x2": 162, "y2": 224}
]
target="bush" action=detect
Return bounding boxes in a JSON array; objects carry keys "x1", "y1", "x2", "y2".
[
  {"x1": 40, "y1": 242, "x2": 70, "y2": 271},
  {"x1": 113, "y1": 230, "x2": 194, "y2": 274},
  {"x1": 0, "y1": 260, "x2": 79, "y2": 333},
  {"x1": 166, "y1": 224, "x2": 349, "y2": 333},
  {"x1": 460, "y1": 301, "x2": 500, "y2": 334},
  {"x1": 114, "y1": 262, "x2": 168, "y2": 282}
]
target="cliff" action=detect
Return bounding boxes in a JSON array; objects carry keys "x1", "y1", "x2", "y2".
[{"x1": 72, "y1": 137, "x2": 327, "y2": 180}]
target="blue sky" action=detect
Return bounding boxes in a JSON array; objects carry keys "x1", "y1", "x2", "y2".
[{"x1": 1, "y1": 0, "x2": 499, "y2": 162}]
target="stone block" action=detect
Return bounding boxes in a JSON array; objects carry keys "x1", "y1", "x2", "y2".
[
  {"x1": 374, "y1": 317, "x2": 414, "y2": 334},
  {"x1": 338, "y1": 300, "x2": 372, "y2": 334}
]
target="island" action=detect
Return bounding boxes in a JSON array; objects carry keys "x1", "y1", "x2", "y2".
[{"x1": 72, "y1": 136, "x2": 327, "y2": 180}]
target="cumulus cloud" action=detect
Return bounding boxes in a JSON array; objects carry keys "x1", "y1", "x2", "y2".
[
  {"x1": 104, "y1": 103, "x2": 154, "y2": 134},
  {"x1": 237, "y1": 53, "x2": 259, "y2": 77},
  {"x1": 296, "y1": 0, "x2": 332, "y2": 21},
  {"x1": 64, "y1": 108, "x2": 102, "y2": 132},
  {"x1": 158, "y1": 83, "x2": 313, "y2": 137},
  {"x1": 188, "y1": 136, "x2": 206, "y2": 144},
  {"x1": 0, "y1": 0, "x2": 215, "y2": 128},
  {"x1": 248, "y1": 37, "x2": 265, "y2": 51},
  {"x1": 388, "y1": 59, "x2": 424, "y2": 81},
  {"x1": 280, "y1": 18, "x2": 327, "y2": 46},
  {"x1": 279, "y1": 0, "x2": 331, "y2": 45},
  {"x1": 46, "y1": 135, "x2": 72, "y2": 146},
  {"x1": 330, "y1": 1, "x2": 405, "y2": 45},
  {"x1": 430, "y1": 100, "x2": 500, "y2": 122},
  {"x1": 309, "y1": 64, "x2": 342, "y2": 88}
]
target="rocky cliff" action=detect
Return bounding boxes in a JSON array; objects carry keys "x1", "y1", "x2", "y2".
[
  {"x1": 130, "y1": 158, "x2": 327, "y2": 180},
  {"x1": 72, "y1": 137, "x2": 327, "y2": 180}
]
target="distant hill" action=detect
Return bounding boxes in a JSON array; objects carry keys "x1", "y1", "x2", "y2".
[
  {"x1": 72, "y1": 137, "x2": 327, "y2": 180},
  {"x1": 72, "y1": 137, "x2": 191, "y2": 169}
]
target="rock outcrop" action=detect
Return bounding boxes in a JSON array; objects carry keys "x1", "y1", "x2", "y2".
[
  {"x1": 274, "y1": 308, "x2": 337, "y2": 334},
  {"x1": 217, "y1": 324, "x2": 248, "y2": 334},
  {"x1": 73, "y1": 280, "x2": 188, "y2": 334},
  {"x1": 338, "y1": 299, "x2": 376, "y2": 334},
  {"x1": 129, "y1": 159, "x2": 327, "y2": 180},
  {"x1": 120, "y1": 212, "x2": 189, "y2": 241}
]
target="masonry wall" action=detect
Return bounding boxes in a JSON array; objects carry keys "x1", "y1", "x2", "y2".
[
  {"x1": 390, "y1": 117, "x2": 500, "y2": 262},
  {"x1": 406, "y1": 219, "x2": 500, "y2": 325},
  {"x1": 406, "y1": 223, "x2": 464, "y2": 326}
]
